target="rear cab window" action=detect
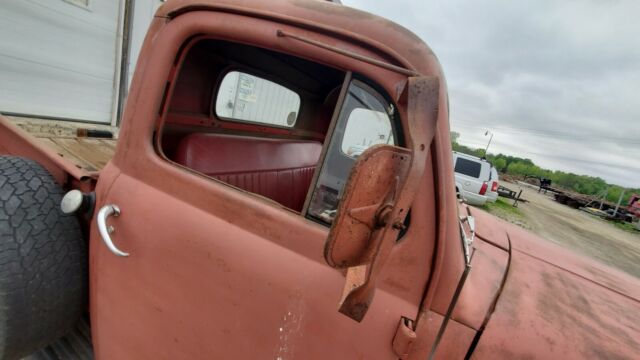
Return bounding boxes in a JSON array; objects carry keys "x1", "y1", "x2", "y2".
[{"x1": 215, "y1": 71, "x2": 301, "y2": 127}]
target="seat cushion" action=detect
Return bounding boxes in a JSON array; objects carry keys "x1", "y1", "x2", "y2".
[{"x1": 174, "y1": 133, "x2": 322, "y2": 211}]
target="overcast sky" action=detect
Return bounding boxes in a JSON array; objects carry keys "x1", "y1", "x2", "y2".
[{"x1": 347, "y1": 0, "x2": 640, "y2": 188}]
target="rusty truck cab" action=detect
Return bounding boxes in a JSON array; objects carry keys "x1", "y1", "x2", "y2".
[{"x1": 89, "y1": 0, "x2": 483, "y2": 358}]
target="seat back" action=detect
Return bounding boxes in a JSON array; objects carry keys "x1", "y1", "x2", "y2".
[{"x1": 174, "y1": 133, "x2": 322, "y2": 211}]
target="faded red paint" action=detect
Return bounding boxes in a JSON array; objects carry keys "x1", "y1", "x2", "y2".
[
  {"x1": 0, "y1": 0, "x2": 637, "y2": 359},
  {"x1": 470, "y1": 215, "x2": 640, "y2": 359},
  {"x1": 88, "y1": 1, "x2": 446, "y2": 358}
]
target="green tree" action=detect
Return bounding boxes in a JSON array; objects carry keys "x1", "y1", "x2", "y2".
[
  {"x1": 493, "y1": 158, "x2": 507, "y2": 172},
  {"x1": 449, "y1": 131, "x2": 638, "y2": 201}
]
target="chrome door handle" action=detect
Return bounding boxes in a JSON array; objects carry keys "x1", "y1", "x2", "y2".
[{"x1": 97, "y1": 205, "x2": 129, "y2": 257}]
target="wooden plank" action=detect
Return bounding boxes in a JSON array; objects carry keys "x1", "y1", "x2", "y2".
[
  {"x1": 5, "y1": 116, "x2": 118, "y2": 172},
  {"x1": 77, "y1": 138, "x2": 116, "y2": 167},
  {"x1": 35, "y1": 137, "x2": 91, "y2": 171},
  {"x1": 49, "y1": 138, "x2": 115, "y2": 171},
  {"x1": 98, "y1": 139, "x2": 117, "y2": 150}
]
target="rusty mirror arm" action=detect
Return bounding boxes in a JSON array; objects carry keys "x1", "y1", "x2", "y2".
[{"x1": 324, "y1": 76, "x2": 439, "y2": 322}]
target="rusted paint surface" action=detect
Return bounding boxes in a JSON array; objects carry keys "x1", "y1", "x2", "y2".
[
  {"x1": 90, "y1": 169, "x2": 418, "y2": 358},
  {"x1": 2, "y1": 0, "x2": 636, "y2": 358},
  {"x1": 158, "y1": 0, "x2": 434, "y2": 72},
  {"x1": 392, "y1": 318, "x2": 417, "y2": 359},
  {"x1": 451, "y1": 238, "x2": 509, "y2": 330},
  {"x1": 325, "y1": 145, "x2": 412, "y2": 268},
  {"x1": 90, "y1": 3, "x2": 445, "y2": 357},
  {"x1": 472, "y1": 220, "x2": 640, "y2": 359},
  {"x1": 276, "y1": 29, "x2": 419, "y2": 76},
  {"x1": 506, "y1": 223, "x2": 640, "y2": 301},
  {"x1": 323, "y1": 75, "x2": 438, "y2": 321},
  {"x1": 407, "y1": 310, "x2": 476, "y2": 360}
]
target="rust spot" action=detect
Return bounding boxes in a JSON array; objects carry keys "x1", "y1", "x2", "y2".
[{"x1": 215, "y1": 258, "x2": 231, "y2": 273}]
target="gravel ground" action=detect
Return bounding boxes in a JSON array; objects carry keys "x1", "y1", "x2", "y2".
[{"x1": 493, "y1": 183, "x2": 640, "y2": 278}]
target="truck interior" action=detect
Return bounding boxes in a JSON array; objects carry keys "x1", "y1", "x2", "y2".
[{"x1": 158, "y1": 38, "x2": 398, "y2": 218}]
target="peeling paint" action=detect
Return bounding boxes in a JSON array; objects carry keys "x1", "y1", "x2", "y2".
[{"x1": 275, "y1": 292, "x2": 306, "y2": 359}]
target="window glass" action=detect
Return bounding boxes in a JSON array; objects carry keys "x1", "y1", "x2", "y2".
[
  {"x1": 455, "y1": 158, "x2": 482, "y2": 178},
  {"x1": 215, "y1": 71, "x2": 300, "y2": 127},
  {"x1": 308, "y1": 80, "x2": 396, "y2": 224},
  {"x1": 341, "y1": 109, "x2": 394, "y2": 158}
]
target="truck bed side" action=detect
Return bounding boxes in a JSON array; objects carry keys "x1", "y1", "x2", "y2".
[{"x1": 0, "y1": 115, "x2": 117, "y2": 185}]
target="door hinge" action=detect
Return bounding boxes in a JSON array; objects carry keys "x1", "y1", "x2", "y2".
[{"x1": 392, "y1": 317, "x2": 417, "y2": 359}]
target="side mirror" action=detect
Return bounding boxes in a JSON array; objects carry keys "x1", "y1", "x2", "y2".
[
  {"x1": 324, "y1": 145, "x2": 411, "y2": 322},
  {"x1": 325, "y1": 145, "x2": 411, "y2": 268},
  {"x1": 324, "y1": 76, "x2": 440, "y2": 322}
]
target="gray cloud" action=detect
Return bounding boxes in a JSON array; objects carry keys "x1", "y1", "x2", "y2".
[{"x1": 347, "y1": 0, "x2": 640, "y2": 187}]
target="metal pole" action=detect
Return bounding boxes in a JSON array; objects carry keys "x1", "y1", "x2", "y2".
[
  {"x1": 599, "y1": 188, "x2": 608, "y2": 210},
  {"x1": 513, "y1": 189, "x2": 522, "y2": 208},
  {"x1": 613, "y1": 189, "x2": 625, "y2": 217},
  {"x1": 484, "y1": 131, "x2": 494, "y2": 156}
]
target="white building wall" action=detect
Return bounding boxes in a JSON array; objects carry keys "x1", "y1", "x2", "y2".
[
  {"x1": 0, "y1": 0, "x2": 121, "y2": 123},
  {"x1": 127, "y1": 0, "x2": 164, "y2": 88}
]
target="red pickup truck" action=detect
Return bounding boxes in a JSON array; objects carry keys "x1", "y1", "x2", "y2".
[{"x1": 0, "y1": 1, "x2": 638, "y2": 359}]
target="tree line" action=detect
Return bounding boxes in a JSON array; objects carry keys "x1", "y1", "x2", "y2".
[{"x1": 451, "y1": 132, "x2": 639, "y2": 204}]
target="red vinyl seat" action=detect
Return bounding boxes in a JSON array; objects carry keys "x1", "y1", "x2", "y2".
[{"x1": 173, "y1": 133, "x2": 322, "y2": 211}]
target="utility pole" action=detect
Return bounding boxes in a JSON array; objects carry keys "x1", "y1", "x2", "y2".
[{"x1": 484, "y1": 130, "x2": 494, "y2": 157}]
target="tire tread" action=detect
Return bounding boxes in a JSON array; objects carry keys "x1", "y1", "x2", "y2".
[{"x1": 0, "y1": 157, "x2": 87, "y2": 360}]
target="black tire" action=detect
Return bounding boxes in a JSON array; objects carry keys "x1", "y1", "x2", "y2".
[{"x1": 0, "y1": 156, "x2": 87, "y2": 360}]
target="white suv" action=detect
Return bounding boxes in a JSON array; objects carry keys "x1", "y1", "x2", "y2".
[
  {"x1": 452, "y1": 152, "x2": 492, "y2": 206},
  {"x1": 486, "y1": 166, "x2": 499, "y2": 203}
]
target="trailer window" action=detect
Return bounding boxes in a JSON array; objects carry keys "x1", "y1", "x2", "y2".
[{"x1": 215, "y1": 71, "x2": 300, "y2": 127}]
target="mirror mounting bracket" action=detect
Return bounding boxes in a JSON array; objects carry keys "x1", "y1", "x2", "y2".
[{"x1": 324, "y1": 76, "x2": 440, "y2": 322}]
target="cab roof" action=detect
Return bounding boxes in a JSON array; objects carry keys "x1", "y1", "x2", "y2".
[{"x1": 156, "y1": 0, "x2": 444, "y2": 80}]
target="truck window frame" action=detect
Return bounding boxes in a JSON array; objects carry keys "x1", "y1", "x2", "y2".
[
  {"x1": 154, "y1": 36, "x2": 351, "y2": 215},
  {"x1": 153, "y1": 35, "x2": 409, "y2": 228},
  {"x1": 303, "y1": 75, "x2": 405, "y2": 225}
]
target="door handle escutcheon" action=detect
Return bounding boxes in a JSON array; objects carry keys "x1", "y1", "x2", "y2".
[{"x1": 97, "y1": 205, "x2": 129, "y2": 257}]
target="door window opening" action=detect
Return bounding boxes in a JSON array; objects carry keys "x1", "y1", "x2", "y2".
[{"x1": 307, "y1": 79, "x2": 398, "y2": 224}]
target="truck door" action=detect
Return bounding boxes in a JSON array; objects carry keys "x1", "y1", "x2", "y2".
[{"x1": 88, "y1": 15, "x2": 438, "y2": 360}]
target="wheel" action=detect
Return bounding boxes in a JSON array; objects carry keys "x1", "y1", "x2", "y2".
[{"x1": 0, "y1": 156, "x2": 87, "y2": 360}]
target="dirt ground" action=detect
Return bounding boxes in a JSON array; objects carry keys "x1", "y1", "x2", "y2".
[{"x1": 493, "y1": 183, "x2": 640, "y2": 278}]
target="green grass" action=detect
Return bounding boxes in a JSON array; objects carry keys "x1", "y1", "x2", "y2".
[
  {"x1": 611, "y1": 220, "x2": 640, "y2": 233},
  {"x1": 480, "y1": 197, "x2": 529, "y2": 229},
  {"x1": 482, "y1": 198, "x2": 523, "y2": 216}
]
